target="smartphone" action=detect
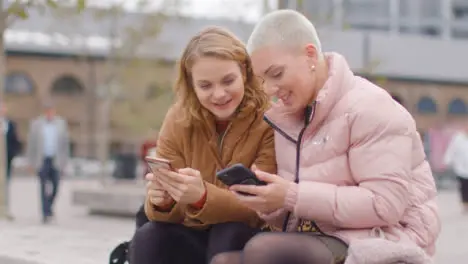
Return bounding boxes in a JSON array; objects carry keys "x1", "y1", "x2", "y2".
[
  {"x1": 145, "y1": 156, "x2": 173, "y2": 173},
  {"x1": 216, "y1": 163, "x2": 266, "y2": 195}
]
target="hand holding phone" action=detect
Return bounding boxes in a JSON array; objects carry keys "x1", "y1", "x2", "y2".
[
  {"x1": 145, "y1": 156, "x2": 173, "y2": 173},
  {"x1": 216, "y1": 163, "x2": 266, "y2": 196},
  {"x1": 144, "y1": 157, "x2": 174, "y2": 208}
]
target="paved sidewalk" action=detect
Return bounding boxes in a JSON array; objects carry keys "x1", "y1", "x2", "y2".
[
  {"x1": 0, "y1": 177, "x2": 468, "y2": 263},
  {"x1": 0, "y1": 177, "x2": 135, "y2": 264}
]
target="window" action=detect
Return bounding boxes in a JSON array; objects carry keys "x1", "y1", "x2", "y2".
[
  {"x1": 51, "y1": 75, "x2": 84, "y2": 96},
  {"x1": 448, "y1": 98, "x2": 468, "y2": 115},
  {"x1": 417, "y1": 96, "x2": 437, "y2": 114},
  {"x1": 5, "y1": 72, "x2": 35, "y2": 95}
]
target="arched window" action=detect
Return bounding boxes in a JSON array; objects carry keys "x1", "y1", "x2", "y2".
[
  {"x1": 5, "y1": 72, "x2": 35, "y2": 94},
  {"x1": 448, "y1": 98, "x2": 468, "y2": 115},
  {"x1": 51, "y1": 75, "x2": 84, "y2": 95},
  {"x1": 417, "y1": 96, "x2": 437, "y2": 114}
]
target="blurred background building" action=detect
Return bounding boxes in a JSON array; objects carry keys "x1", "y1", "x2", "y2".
[{"x1": 4, "y1": 0, "x2": 468, "y2": 161}]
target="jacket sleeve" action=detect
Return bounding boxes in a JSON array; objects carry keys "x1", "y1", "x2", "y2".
[
  {"x1": 185, "y1": 124, "x2": 276, "y2": 228},
  {"x1": 144, "y1": 108, "x2": 186, "y2": 223},
  {"x1": 286, "y1": 99, "x2": 413, "y2": 229}
]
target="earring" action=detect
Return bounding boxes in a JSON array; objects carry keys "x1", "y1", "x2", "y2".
[{"x1": 310, "y1": 65, "x2": 316, "y2": 72}]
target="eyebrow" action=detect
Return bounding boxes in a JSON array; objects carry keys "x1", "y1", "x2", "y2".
[
  {"x1": 196, "y1": 72, "x2": 237, "y2": 83},
  {"x1": 222, "y1": 72, "x2": 237, "y2": 79}
]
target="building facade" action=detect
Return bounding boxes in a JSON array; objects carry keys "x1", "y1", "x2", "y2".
[
  {"x1": 4, "y1": 5, "x2": 468, "y2": 159},
  {"x1": 5, "y1": 53, "x2": 175, "y2": 158},
  {"x1": 278, "y1": 0, "x2": 468, "y2": 39}
]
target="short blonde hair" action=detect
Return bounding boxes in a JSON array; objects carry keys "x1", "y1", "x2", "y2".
[
  {"x1": 173, "y1": 26, "x2": 270, "y2": 126},
  {"x1": 247, "y1": 9, "x2": 322, "y2": 55}
]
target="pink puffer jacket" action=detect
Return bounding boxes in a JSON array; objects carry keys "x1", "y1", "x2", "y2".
[{"x1": 261, "y1": 52, "x2": 440, "y2": 256}]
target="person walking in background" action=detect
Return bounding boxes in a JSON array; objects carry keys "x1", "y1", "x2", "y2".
[
  {"x1": 26, "y1": 101, "x2": 70, "y2": 224},
  {"x1": 444, "y1": 125, "x2": 468, "y2": 213},
  {"x1": 1, "y1": 102, "x2": 20, "y2": 220}
]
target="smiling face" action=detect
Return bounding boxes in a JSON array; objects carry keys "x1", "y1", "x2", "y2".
[
  {"x1": 191, "y1": 56, "x2": 245, "y2": 121},
  {"x1": 251, "y1": 45, "x2": 321, "y2": 114}
]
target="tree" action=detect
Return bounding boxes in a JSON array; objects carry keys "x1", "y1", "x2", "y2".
[
  {"x1": 47, "y1": 0, "x2": 181, "y2": 183},
  {"x1": 92, "y1": 1, "x2": 182, "y2": 172},
  {"x1": 0, "y1": 0, "x2": 86, "y2": 218}
]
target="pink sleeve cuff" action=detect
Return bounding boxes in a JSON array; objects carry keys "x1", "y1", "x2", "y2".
[{"x1": 284, "y1": 182, "x2": 298, "y2": 212}]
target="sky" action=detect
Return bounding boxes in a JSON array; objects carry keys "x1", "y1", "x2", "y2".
[{"x1": 90, "y1": 0, "x2": 278, "y2": 22}]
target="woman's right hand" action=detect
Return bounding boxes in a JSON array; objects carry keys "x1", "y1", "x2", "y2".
[{"x1": 145, "y1": 173, "x2": 174, "y2": 207}]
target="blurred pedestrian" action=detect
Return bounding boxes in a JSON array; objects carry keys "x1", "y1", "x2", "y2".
[
  {"x1": 444, "y1": 125, "x2": 468, "y2": 212},
  {"x1": 1, "y1": 102, "x2": 20, "y2": 220},
  {"x1": 26, "y1": 101, "x2": 70, "y2": 223}
]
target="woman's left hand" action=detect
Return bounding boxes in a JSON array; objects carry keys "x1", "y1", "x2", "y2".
[
  {"x1": 157, "y1": 168, "x2": 206, "y2": 205},
  {"x1": 230, "y1": 170, "x2": 291, "y2": 214}
]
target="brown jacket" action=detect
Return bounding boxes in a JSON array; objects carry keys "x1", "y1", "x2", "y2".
[{"x1": 145, "y1": 104, "x2": 277, "y2": 229}]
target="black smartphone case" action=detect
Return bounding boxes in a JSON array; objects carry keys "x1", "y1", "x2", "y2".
[{"x1": 216, "y1": 163, "x2": 266, "y2": 186}]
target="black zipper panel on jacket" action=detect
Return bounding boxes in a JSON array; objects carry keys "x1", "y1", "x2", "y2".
[{"x1": 263, "y1": 116, "x2": 297, "y2": 144}]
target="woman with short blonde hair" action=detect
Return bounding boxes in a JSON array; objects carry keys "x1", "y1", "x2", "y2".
[{"x1": 212, "y1": 10, "x2": 440, "y2": 264}]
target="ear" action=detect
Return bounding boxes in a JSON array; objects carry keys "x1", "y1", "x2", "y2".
[
  {"x1": 304, "y1": 44, "x2": 319, "y2": 68},
  {"x1": 305, "y1": 44, "x2": 318, "y2": 58}
]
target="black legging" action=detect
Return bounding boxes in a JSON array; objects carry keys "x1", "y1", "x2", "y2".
[
  {"x1": 130, "y1": 221, "x2": 259, "y2": 264},
  {"x1": 135, "y1": 204, "x2": 148, "y2": 229},
  {"x1": 210, "y1": 232, "x2": 348, "y2": 264}
]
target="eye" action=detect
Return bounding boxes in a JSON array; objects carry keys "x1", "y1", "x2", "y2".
[
  {"x1": 198, "y1": 83, "x2": 212, "y2": 90},
  {"x1": 222, "y1": 78, "x2": 234, "y2": 85},
  {"x1": 271, "y1": 70, "x2": 283, "y2": 79}
]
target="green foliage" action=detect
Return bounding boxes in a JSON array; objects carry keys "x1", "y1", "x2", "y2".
[{"x1": 5, "y1": 0, "x2": 86, "y2": 20}]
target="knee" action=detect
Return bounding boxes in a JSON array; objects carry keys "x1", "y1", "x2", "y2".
[
  {"x1": 243, "y1": 233, "x2": 295, "y2": 263},
  {"x1": 244, "y1": 233, "x2": 278, "y2": 254},
  {"x1": 209, "y1": 252, "x2": 241, "y2": 264}
]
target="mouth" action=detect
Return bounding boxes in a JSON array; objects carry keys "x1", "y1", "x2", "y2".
[
  {"x1": 213, "y1": 99, "x2": 232, "y2": 109},
  {"x1": 279, "y1": 92, "x2": 292, "y2": 105}
]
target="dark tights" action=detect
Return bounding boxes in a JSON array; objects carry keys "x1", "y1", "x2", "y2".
[
  {"x1": 211, "y1": 233, "x2": 347, "y2": 264},
  {"x1": 130, "y1": 221, "x2": 259, "y2": 264}
]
